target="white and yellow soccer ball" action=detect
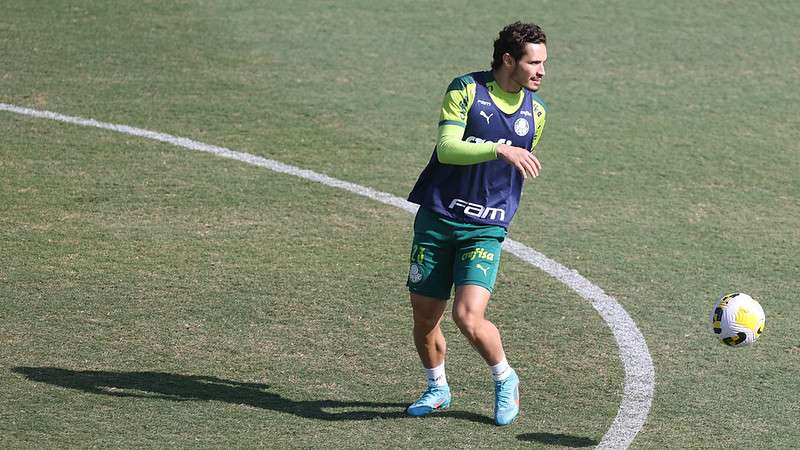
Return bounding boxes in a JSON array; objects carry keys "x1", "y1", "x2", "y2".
[{"x1": 709, "y1": 293, "x2": 765, "y2": 347}]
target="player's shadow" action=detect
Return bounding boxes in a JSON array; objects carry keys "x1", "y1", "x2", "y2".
[
  {"x1": 517, "y1": 432, "x2": 598, "y2": 447},
  {"x1": 12, "y1": 366, "x2": 492, "y2": 424}
]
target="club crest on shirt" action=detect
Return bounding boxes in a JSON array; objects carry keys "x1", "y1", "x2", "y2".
[{"x1": 513, "y1": 118, "x2": 530, "y2": 136}]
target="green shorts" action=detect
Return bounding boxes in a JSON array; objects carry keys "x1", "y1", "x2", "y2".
[{"x1": 406, "y1": 207, "x2": 507, "y2": 300}]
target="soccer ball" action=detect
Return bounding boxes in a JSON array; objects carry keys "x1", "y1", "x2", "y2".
[{"x1": 709, "y1": 293, "x2": 765, "y2": 347}]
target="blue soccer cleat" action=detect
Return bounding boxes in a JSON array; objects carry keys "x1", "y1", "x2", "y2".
[
  {"x1": 406, "y1": 385, "x2": 451, "y2": 417},
  {"x1": 494, "y1": 369, "x2": 520, "y2": 426}
]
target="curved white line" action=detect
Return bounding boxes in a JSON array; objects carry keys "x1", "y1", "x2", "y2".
[{"x1": 0, "y1": 102, "x2": 654, "y2": 448}]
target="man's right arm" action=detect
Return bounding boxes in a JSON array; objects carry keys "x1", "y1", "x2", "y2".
[
  {"x1": 434, "y1": 76, "x2": 541, "y2": 177},
  {"x1": 435, "y1": 76, "x2": 497, "y2": 165}
]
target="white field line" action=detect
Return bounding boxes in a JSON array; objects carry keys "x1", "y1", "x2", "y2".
[{"x1": 0, "y1": 102, "x2": 654, "y2": 449}]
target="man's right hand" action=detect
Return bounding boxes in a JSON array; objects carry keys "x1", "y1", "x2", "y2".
[{"x1": 496, "y1": 143, "x2": 542, "y2": 179}]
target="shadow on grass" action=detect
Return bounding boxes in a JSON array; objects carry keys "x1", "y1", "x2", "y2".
[
  {"x1": 517, "y1": 432, "x2": 598, "y2": 447},
  {"x1": 12, "y1": 366, "x2": 492, "y2": 424}
]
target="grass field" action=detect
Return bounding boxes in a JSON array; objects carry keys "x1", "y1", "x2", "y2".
[{"x1": 2, "y1": 1, "x2": 799, "y2": 448}]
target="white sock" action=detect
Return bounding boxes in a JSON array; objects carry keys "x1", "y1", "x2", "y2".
[
  {"x1": 425, "y1": 362, "x2": 447, "y2": 387},
  {"x1": 490, "y1": 358, "x2": 513, "y2": 382}
]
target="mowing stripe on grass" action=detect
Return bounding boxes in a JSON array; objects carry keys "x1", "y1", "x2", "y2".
[{"x1": 0, "y1": 102, "x2": 654, "y2": 449}]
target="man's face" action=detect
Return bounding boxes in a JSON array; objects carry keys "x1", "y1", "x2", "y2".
[{"x1": 508, "y1": 43, "x2": 547, "y2": 91}]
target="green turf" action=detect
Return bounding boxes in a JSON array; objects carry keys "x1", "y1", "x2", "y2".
[{"x1": 2, "y1": 0, "x2": 799, "y2": 448}]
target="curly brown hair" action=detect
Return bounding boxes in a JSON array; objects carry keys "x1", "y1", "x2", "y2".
[{"x1": 491, "y1": 22, "x2": 547, "y2": 70}]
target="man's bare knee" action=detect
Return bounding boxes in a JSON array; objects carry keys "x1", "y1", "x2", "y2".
[
  {"x1": 453, "y1": 310, "x2": 481, "y2": 339},
  {"x1": 411, "y1": 294, "x2": 446, "y2": 331}
]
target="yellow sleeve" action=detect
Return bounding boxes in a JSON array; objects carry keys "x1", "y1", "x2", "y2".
[
  {"x1": 438, "y1": 77, "x2": 470, "y2": 126},
  {"x1": 530, "y1": 94, "x2": 548, "y2": 151},
  {"x1": 436, "y1": 124, "x2": 497, "y2": 165},
  {"x1": 435, "y1": 75, "x2": 497, "y2": 165}
]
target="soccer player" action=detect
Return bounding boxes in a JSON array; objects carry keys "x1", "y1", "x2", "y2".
[{"x1": 404, "y1": 22, "x2": 548, "y2": 426}]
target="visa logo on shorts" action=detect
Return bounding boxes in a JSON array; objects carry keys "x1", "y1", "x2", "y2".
[{"x1": 448, "y1": 198, "x2": 506, "y2": 221}]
